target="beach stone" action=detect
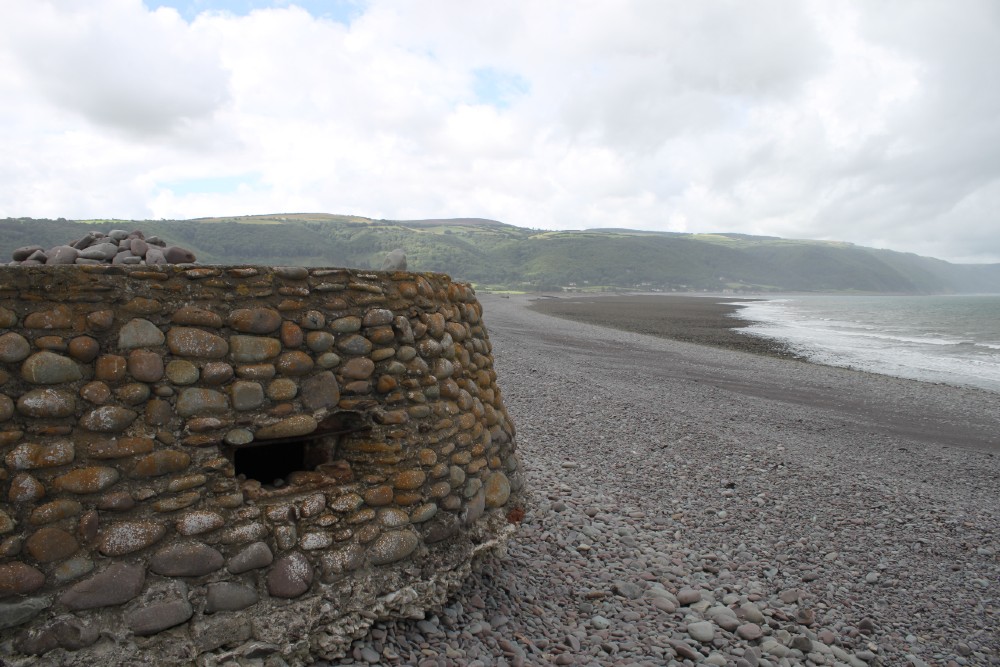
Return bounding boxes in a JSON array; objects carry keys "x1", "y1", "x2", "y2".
[
  {"x1": 0, "y1": 563, "x2": 45, "y2": 597},
  {"x1": 163, "y1": 246, "x2": 196, "y2": 263},
  {"x1": 368, "y1": 530, "x2": 419, "y2": 565},
  {"x1": 45, "y1": 245, "x2": 79, "y2": 264},
  {"x1": 165, "y1": 359, "x2": 199, "y2": 385},
  {"x1": 177, "y1": 510, "x2": 225, "y2": 535},
  {"x1": 21, "y1": 351, "x2": 82, "y2": 384},
  {"x1": 128, "y1": 349, "x2": 164, "y2": 382},
  {"x1": 231, "y1": 381, "x2": 265, "y2": 410},
  {"x1": 380, "y1": 249, "x2": 406, "y2": 271},
  {"x1": 230, "y1": 335, "x2": 282, "y2": 362},
  {"x1": 266, "y1": 552, "x2": 314, "y2": 598},
  {"x1": 67, "y1": 336, "x2": 100, "y2": 362},
  {"x1": 738, "y1": 623, "x2": 764, "y2": 640},
  {"x1": 300, "y1": 371, "x2": 340, "y2": 411},
  {"x1": 176, "y1": 388, "x2": 229, "y2": 417},
  {"x1": 255, "y1": 415, "x2": 317, "y2": 440},
  {"x1": 484, "y1": 471, "x2": 511, "y2": 507},
  {"x1": 98, "y1": 520, "x2": 166, "y2": 556},
  {"x1": 167, "y1": 327, "x2": 229, "y2": 358},
  {"x1": 79, "y1": 406, "x2": 137, "y2": 432},
  {"x1": 6, "y1": 441, "x2": 74, "y2": 470},
  {"x1": 227, "y1": 541, "x2": 273, "y2": 573},
  {"x1": 29, "y1": 499, "x2": 82, "y2": 524},
  {"x1": 133, "y1": 450, "x2": 190, "y2": 477},
  {"x1": 52, "y1": 466, "x2": 119, "y2": 494},
  {"x1": 129, "y1": 597, "x2": 194, "y2": 636},
  {"x1": 59, "y1": 562, "x2": 145, "y2": 610},
  {"x1": 331, "y1": 316, "x2": 362, "y2": 333},
  {"x1": 0, "y1": 597, "x2": 49, "y2": 630},
  {"x1": 78, "y1": 242, "x2": 118, "y2": 260},
  {"x1": 201, "y1": 361, "x2": 234, "y2": 385},
  {"x1": 24, "y1": 305, "x2": 73, "y2": 329},
  {"x1": 26, "y1": 526, "x2": 78, "y2": 562},
  {"x1": 118, "y1": 318, "x2": 165, "y2": 349},
  {"x1": 276, "y1": 350, "x2": 314, "y2": 376},
  {"x1": 8, "y1": 473, "x2": 45, "y2": 503},
  {"x1": 0, "y1": 332, "x2": 31, "y2": 363},
  {"x1": 342, "y1": 357, "x2": 375, "y2": 380},
  {"x1": 267, "y1": 378, "x2": 297, "y2": 400},
  {"x1": 12, "y1": 245, "x2": 44, "y2": 261},
  {"x1": 129, "y1": 238, "x2": 148, "y2": 257},
  {"x1": 688, "y1": 620, "x2": 715, "y2": 642},
  {"x1": 336, "y1": 334, "x2": 372, "y2": 355},
  {"x1": 229, "y1": 308, "x2": 282, "y2": 334},
  {"x1": 171, "y1": 306, "x2": 223, "y2": 327},
  {"x1": 94, "y1": 353, "x2": 127, "y2": 381},
  {"x1": 205, "y1": 582, "x2": 258, "y2": 613},
  {"x1": 150, "y1": 541, "x2": 225, "y2": 576},
  {"x1": 16, "y1": 388, "x2": 76, "y2": 419},
  {"x1": 740, "y1": 602, "x2": 765, "y2": 624}
]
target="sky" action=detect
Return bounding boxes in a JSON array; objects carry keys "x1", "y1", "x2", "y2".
[{"x1": 1, "y1": 1, "x2": 999, "y2": 263}]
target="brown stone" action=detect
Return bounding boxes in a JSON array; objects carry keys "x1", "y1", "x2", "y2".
[
  {"x1": 176, "y1": 511, "x2": 225, "y2": 536},
  {"x1": 122, "y1": 297, "x2": 163, "y2": 315},
  {"x1": 15, "y1": 388, "x2": 76, "y2": 419},
  {"x1": 201, "y1": 361, "x2": 235, "y2": 385},
  {"x1": 167, "y1": 327, "x2": 229, "y2": 358},
  {"x1": 0, "y1": 332, "x2": 31, "y2": 363},
  {"x1": 150, "y1": 541, "x2": 225, "y2": 576},
  {"x1": 79, "y1": 381, "x2": 111, "y2": 404},
  {"x1": 53, "y1": 466, "x2": 120, "y2": 494},
  {"x1": 128, "y1": 349, "x2": 164, "y2": 382},
  {"x1": 0, "y1": 306, "x2": 16, "y2": 328},
  {"x1": 67, "y1": 335, "x2": 100, "y2": 362},
  {"x1": 484, "y1": 471, "x2": 511, "y2": 507},
  {"x1": 280, "y1": 321, "x2": 304, "y2": 347},
  {"x1": 133, "y1": 450, "x2": 191, "y2": 477},
  {"x1": 115, "y1": 382, "x2": 150, "y2": 405},
  {"x1": 176, "y1": 388, "x2": 229, "y2": 417},
  {"x1": 229, "y1": 335, "x2": 281, "y2": 363},
  {"x1": 145, "y1": 398, "x2": 174, "y2": 426},
  {"x1": 79, "y1": 406, "x2": 137, "y2": 432},
  {"x1": 171, "y1": 306, "x2": 223, "y2": 327},
  {"x1": 363, "y1": 485, "x2": 394, "y2": 507},
  {"x1": 94, "y1": 354, "x2": 127, "y2": 381},
  {"x1": 130, "y1": 597, "x2": 194, "y2": 636},
  {"x1": 8, "y1": 473, "x2": 45, "y2": 503},
  {"x1": 96, "y1": 491, "x2": 136, "y2": 511},
  {"x1": 6, "y1": 440, "x2": 74, "y2": 469},
  {"x1": 341, "y1": 357, "x2": 376, "y2": 380},
  {"x1": 59, "y1": 562, "x2": 145, "y2": 610},
  {"x1": 235, "y1": 363, "x2": 276, "y2": 379},
  {"x1": 276, "y1": 350, "x2": 314, "y2": 376},
  {"x1": 266, "y1": 378, "x2": 297, "y2": 401},
  {"x1": 367, "y1": 326, "x2": 395, "y2": 345},
  {"x1": 26, "y1": 526, "x2": 79, "y2": 562},
  {"x1": 305, "y1": 331, "x2": 334, "y2": 352},
  {"x1": 86, "y1": 309, "x2": 115, "y2": 330},
  {"x1": 118, "y1": 318, "x2": 165, "y2": 349},
  {"x1": 24, "y1": 305, "x2": 73, "y2": 329},
  {"x1": 254, "y1": 415, "x2": 318, "y2": 440},
  {"x1": 367, "y1": 530, "x2": 419, "y2": 565},
  {"x1": 336, "y1": 334, "x2": 372, "y2": 356},
  {"x1": 229, "y1": 308, "x2": 282, "y2": 334},
  {"x1": 21, "y1": 351, "x2": 83, "y2": 384},
  {"x1": 0, "y1": 562, "x2": 45, "y2": 598},
  {"x1": 29, "y1": 499, "x2": 83, "y2": 524},
  {"x1": 376, "y1": 375, "x2": 398, "y2": 393},
  {"x1": 266, "y1": 552, "x2": 314, "y2": 598},
  {"x1": 0, "y1": 394, "x2": 12, "y2": 422},
  {"x1": 394, "y1": 470, "x2": 426, "y2": 490},
  {"x1": 98, "y1": 520, "x2": 166, "y2": 556},
  {"x1": 88, "y1": 436, "x2": 155, "y2": 459},
  {"x1": 299, "y1": 371, "x2": 340, "y2": 411}
]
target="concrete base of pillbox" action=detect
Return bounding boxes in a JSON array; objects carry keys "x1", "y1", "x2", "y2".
[{"x1": 0, "y1": 265, "x2": 523, "y2": 665}]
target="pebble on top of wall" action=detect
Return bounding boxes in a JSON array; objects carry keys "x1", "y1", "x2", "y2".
[{"x1": 0, "y1": 262, "x2": 524, "y2": 666}]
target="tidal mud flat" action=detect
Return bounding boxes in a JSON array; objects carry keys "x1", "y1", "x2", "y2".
[{"x1": 325, "y1": 294, "x2": 999, "y2": 666}]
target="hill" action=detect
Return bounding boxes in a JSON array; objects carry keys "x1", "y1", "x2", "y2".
[{"x1": 2, "y1": 214, "x2": 999, "y2": 294}]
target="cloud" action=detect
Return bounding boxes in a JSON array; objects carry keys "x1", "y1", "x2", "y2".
[{"x1": 0, "y1": 0, "x2": 998, "y2": 262}]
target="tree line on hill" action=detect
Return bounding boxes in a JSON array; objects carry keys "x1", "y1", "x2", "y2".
[{"x1": 3, "y1": 216, "x2": 999, "y2": 294}]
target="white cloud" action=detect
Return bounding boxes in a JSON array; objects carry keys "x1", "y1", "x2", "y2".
[{"x1": 0, "y1": 0, "x2": 998, "y2": 262}]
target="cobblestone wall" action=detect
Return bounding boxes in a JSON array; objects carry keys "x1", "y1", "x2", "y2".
[{"x1": 0, "y1": 264, "x2": 523, "y2": 665}]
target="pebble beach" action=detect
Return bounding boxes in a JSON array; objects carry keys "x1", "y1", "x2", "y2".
[{"x1": 323, "y1": 294, "x2": 999, "y2": 667}]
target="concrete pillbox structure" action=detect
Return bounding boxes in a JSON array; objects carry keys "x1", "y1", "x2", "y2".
[{"x1": 0, "y1": 264, "x2": 523, "y2": 665}]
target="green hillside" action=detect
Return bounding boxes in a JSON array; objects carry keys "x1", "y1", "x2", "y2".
[{"x1": 2, "y1": 215, "x2": 999, "y2": 294}]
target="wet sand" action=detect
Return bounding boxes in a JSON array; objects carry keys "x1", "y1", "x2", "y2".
[{"x1": 527, "y1": 294, "x2": 795, "y2": 358}]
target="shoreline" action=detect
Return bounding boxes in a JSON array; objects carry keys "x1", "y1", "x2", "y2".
[{"x1": 526, "y1": 293, "x2": 798, "y2": 360}]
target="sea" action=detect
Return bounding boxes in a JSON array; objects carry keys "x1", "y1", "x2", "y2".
[{"x1": 730, "y1": 294, "x2": 1000, "y2": 394}]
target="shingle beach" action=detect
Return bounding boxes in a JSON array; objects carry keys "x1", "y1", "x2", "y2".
[{"x1": 325, "y1": 294, "x2": 999, "y2": 667}]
